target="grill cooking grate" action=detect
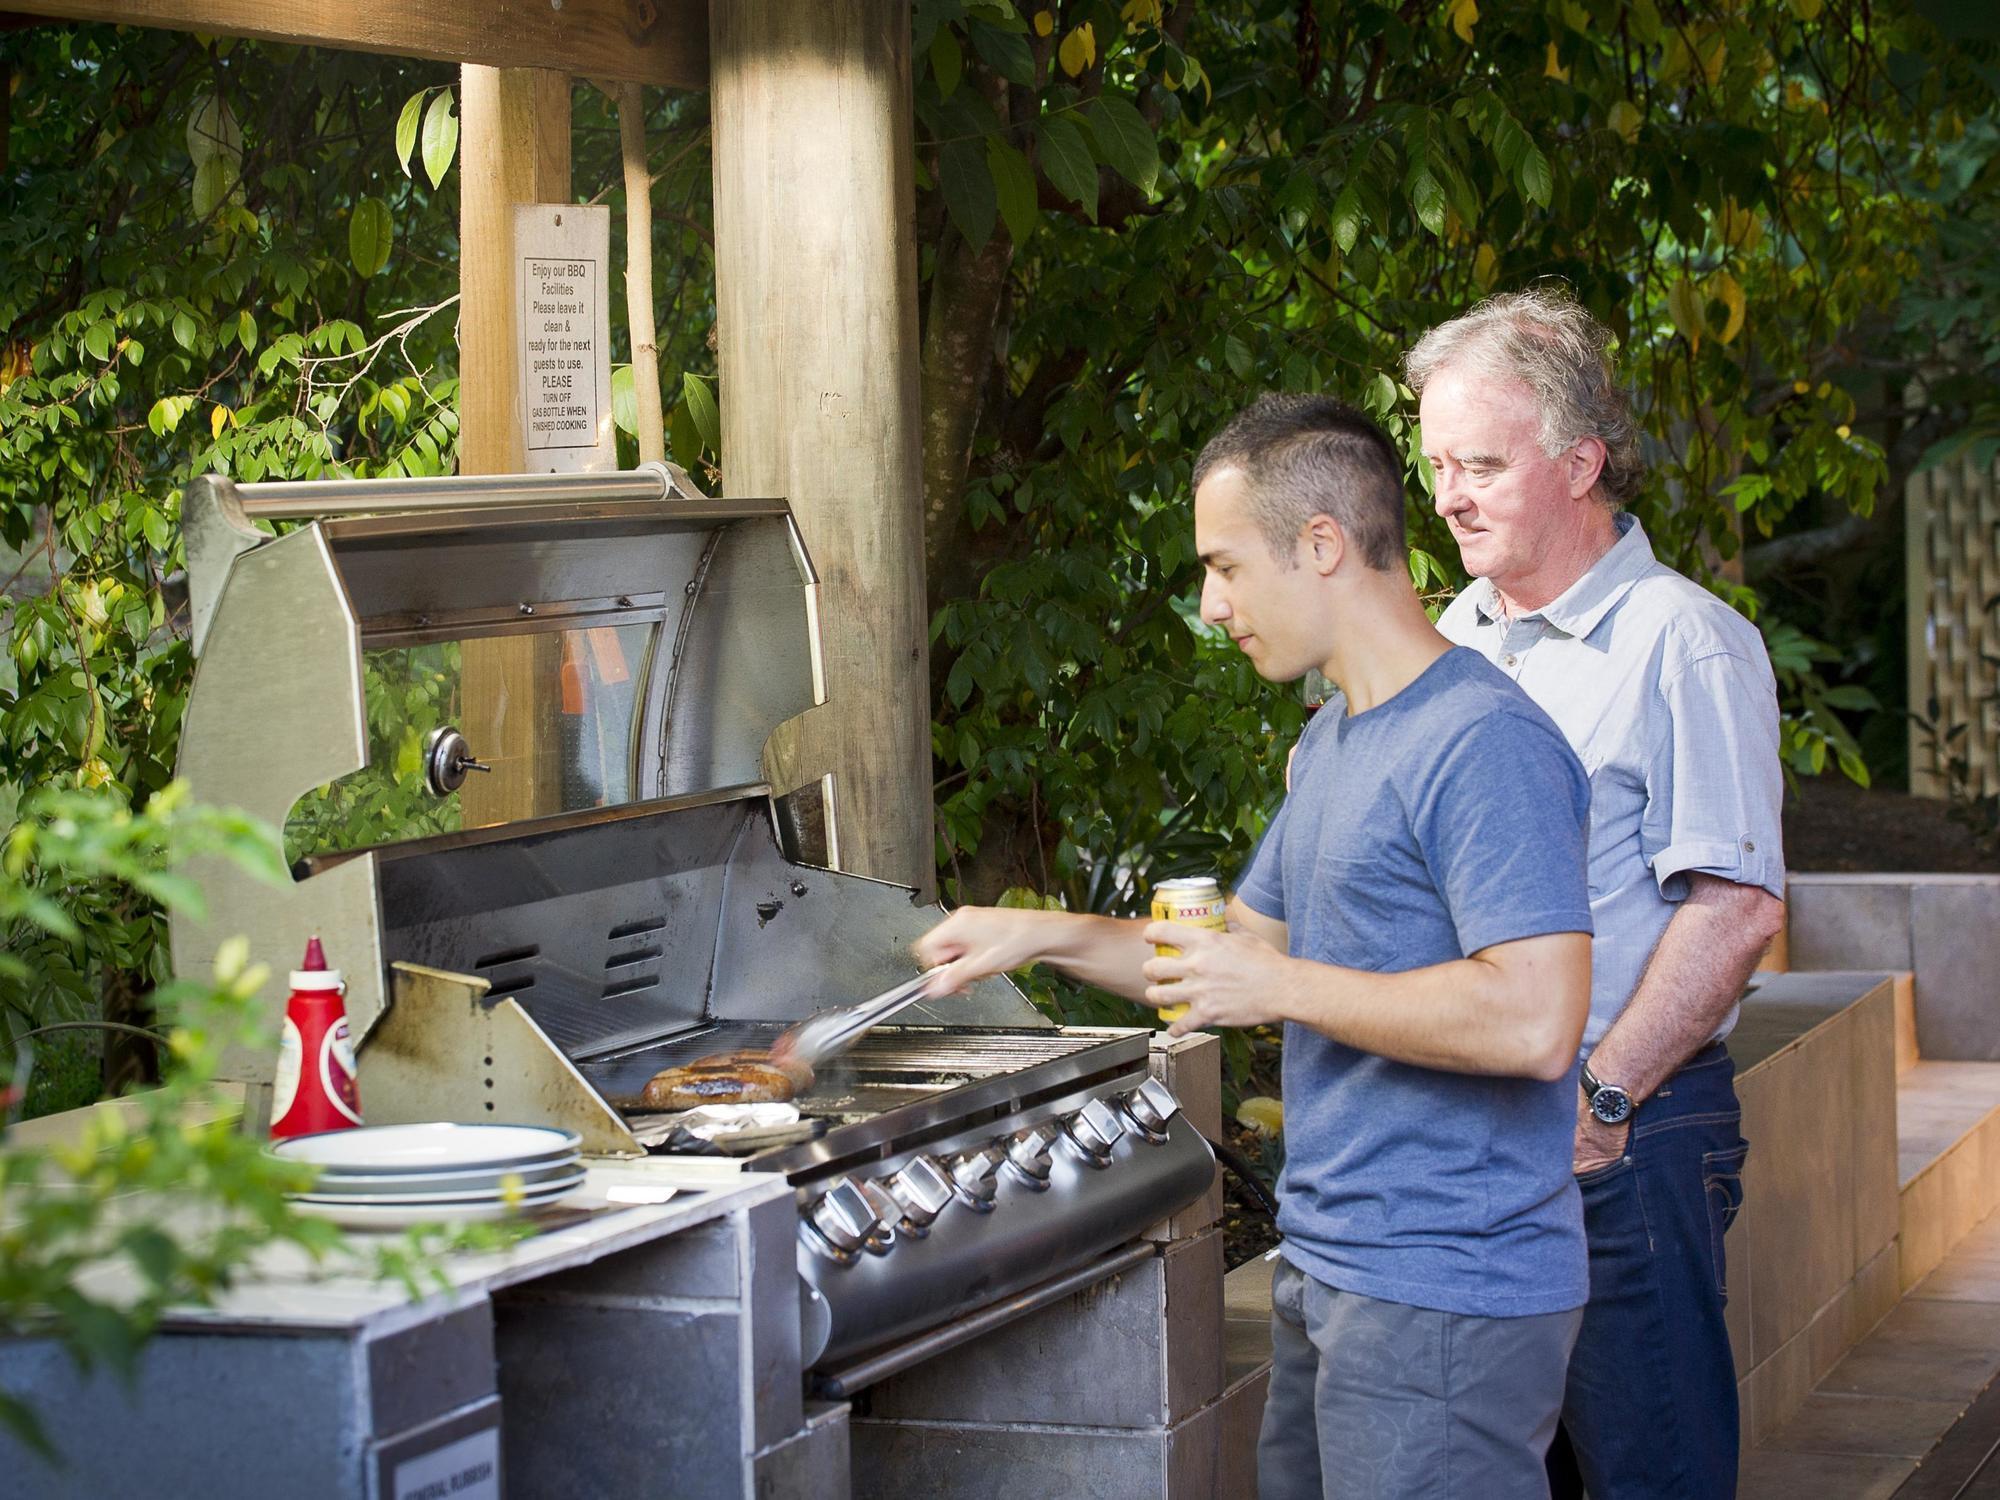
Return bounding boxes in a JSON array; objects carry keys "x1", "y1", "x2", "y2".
[{"x1": 579, "y1": 1022, "x2": 1107, "y2": 1112}]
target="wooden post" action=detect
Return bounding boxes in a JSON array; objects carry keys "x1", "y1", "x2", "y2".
[
  {"x1": 709, "y1": 0, "x2": 933, "y2": 896},
  {"x1": 458, "y1": 67, "x2": 571, "y2": 827}
]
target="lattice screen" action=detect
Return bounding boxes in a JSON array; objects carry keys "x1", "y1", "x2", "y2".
[{"x1": 1907, "y1": 454, "x2": 2000, "y2": 800}]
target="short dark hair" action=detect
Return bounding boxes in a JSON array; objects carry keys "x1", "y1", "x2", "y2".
[{"x1": 1191, "y1": 395, "x2": 1406, "y2": 570}]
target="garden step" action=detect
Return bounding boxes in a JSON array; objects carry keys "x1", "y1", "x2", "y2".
[{"x1": 1898, "y1": 1062, "x2": 2000, "y2": 1292}]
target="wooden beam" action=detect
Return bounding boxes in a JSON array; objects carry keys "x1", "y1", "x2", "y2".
[
  {"x1": 709, "y1": 0, "x2": 933, "y2": 896},
  {"x1": 458, "y1": 65, "x2": 570, "y2": 829},
  {"x1": 0, "y1": 0, "x2": 705, "y2": 88},
  {"x1": 459, "y1": 65, "x2": 572, "y2": 474}
]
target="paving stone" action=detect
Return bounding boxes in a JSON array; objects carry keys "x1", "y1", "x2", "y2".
[
  {"x1": 1761, "y1": 1391, "x2": 1965, "y2": 1458},
  {"x1": 1736, "y1": 1447, "x2": 1912, "y2": 1500},
  {"x1": 1818, "y1": 1298, "x2": 2000, "y2": 1402}
]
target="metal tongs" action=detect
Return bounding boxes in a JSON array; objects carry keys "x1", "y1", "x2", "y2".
[{"x1": 772, "y1": 968, "x2": 952, "y2": 1069}]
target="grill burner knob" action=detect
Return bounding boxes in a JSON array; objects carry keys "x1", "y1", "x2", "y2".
[
  {"x1": 949, "y1": 1146, "x2": 1004, "y2": 1209},
  {"x1": 1120, "y1": 1077, "x2": 1183, "y2": 1140},
  {"x1": 854, "y1": 1182, "x2": 901, "y2": 1253},
  {"x1": 1004, "y1": 1123, "x2": 1060, "y2": 1185},
  {"x1": 1064, "y1": 1098, "x2": 1127, "y2": 1164},
  {"x1": 883, "y1": 1156, "x2": 954, "y2": 1229},
  {"x1": 808, "y1": 1179, "x2": 881, "y2": 1256}
]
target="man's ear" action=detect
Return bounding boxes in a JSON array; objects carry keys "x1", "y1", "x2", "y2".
[
  {"x1": 1569, "y1": 436, "x2": 1608, "y2": 500},
  {"x1": 1304, "y1": 514, "x2": 1346, "y2": 576}
]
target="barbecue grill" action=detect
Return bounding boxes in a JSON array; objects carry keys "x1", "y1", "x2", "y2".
[{"x1": 170, "y1": 465, "x2": 1216, "y2": 1377}]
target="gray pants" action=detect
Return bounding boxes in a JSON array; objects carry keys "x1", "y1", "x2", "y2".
[{"x1": 1257, "y1": 1258, "x2": 1581, "y2": 1500}]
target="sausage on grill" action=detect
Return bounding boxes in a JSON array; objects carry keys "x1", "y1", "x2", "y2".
[{"x1": 639, "y1": 1049, "x2": 814, "y2": 1111}]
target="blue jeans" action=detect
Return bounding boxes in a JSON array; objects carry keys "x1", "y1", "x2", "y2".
[{"x1": 1550, "y1": 1043, "x2": 1748, "y2": 1500}]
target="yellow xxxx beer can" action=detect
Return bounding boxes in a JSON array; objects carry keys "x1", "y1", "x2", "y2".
[{"x1": 1151, "y1": 876, "x2": 1227, "y2": 1024}]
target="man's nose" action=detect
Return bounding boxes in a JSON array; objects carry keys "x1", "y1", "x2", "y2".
[
  {"x1": 1432, "y1": 470, "x2": 1468, "y2": 516},
  {"x1": 1200, "y1": 576, "x2": 1231, "y2": 625}
]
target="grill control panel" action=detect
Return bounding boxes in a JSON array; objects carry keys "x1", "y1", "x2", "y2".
[{"x1": 793, "y1": 1075, "x2": 1215, "y2": 1366}]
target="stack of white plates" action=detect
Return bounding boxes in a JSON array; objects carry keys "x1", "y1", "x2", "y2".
[{"x1": 271, "y1": 1123, "x2": 585, "y2": 1228}]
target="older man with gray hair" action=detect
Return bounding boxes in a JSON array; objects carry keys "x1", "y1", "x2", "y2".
[{"x1": 1407, "y1": 288, "x2": 1786, "y2": 1500}]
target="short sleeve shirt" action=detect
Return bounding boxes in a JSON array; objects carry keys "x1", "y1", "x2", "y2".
[
  {"x1": 1435, "y1": 514, "x2": 1786, "y2": 1052},
  {"x1": 1238, "y1": 647, "x2": 1592, "y2": 1318}
]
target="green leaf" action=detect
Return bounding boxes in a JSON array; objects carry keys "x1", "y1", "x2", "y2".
[
  {"x1": 1518, "y1": 142, "x2": 1553, "y2": 207},
  {"x1": 185, "y1": 94, "x2": 241, "y2": 170},
  {"x1": 1408, "y1": 169, "x2": 1447, "y2": 236},
  {"x1": 1036, "y1": 114, "x2": 1097, "y2": 221},
  {"x1": 1085, "y1": 92, "x2": 1158, "y2": 195},
  {"x1": 83, "y1": 322, "x2": 113, "y2": 362},
  {"x1": 988, "y1": 138, "x2": 1038, "y2": 247},
  {"x1": 237, "y1": 310, "x2": 258, "y2": 353},
  {"x1": 930, "y1": 29, "x2": 963, "y2": 99},
  {"x1": 1329, "y1": 181, "x2": 1365, "y2": 253},
  {"x1": 1224, "y1": 334, "x2": 1253, "y2": 380},
  {"x1": 171, "y1": 311, "x2": 198, "y2": 352},
  {"x1": 941, "y1": 138, "x2": 998, "y2": 252},
  {"x1": 421, "y1": 89, "x2": 459, "y2": 191},
  {"x1": 610, "y1": 362, "x2": 637, "y2": 436},
  {"x1": 191, "y1": 155, "x2": 230, "y2": 220},
  {"x1": 348, "y1": 196, "x2": 393, "y2": 279},
  {"x1": 394, "y1": 89, "x2": 427, "y2": 176},
  {"x1": 681, "y1": 372, "x2": 720, "y2": 452},
  {"x1": 971, "y1": 26, "x2": 1037, "y2": 86},
  {"x1": 669, "y1": 397, "x2": 702, "y2": 470}
]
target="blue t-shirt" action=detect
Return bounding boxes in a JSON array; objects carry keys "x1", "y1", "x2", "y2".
[{"x1": 1238, "y1": 647, "x2": 1594, "y2": 1318}]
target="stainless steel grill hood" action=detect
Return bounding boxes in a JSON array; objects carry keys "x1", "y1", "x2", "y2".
[{"x1": 169, "y1": 465, "x2": 1213, "y2": 1376}]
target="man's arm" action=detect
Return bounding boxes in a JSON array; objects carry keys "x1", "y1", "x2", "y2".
[
  {"x1": 1572, "y1": 873, "x2": 1784, "y2": 1166},
  {"x1": 914, "y1": 895, "x2": 1286, "y2": 1001},
  {"x1": 1141, "y1": 923, "x2": 1591, "y2": 1082}
]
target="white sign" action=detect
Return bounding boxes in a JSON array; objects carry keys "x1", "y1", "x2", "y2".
[
  {"x1": 515, "y1": 203, "x2": 616, "y2": 472},
  {"x1": 392, "y1": 1425, "x2": 501, "y2": 1500}
]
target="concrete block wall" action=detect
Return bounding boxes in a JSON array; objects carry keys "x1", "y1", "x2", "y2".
[
  {"x1": 1727, "y1": 974, "x2": 1902, "y2": 1445},
  {"x1": 1787, "y1": 875, "x2": 2000, "y2": 1061}
]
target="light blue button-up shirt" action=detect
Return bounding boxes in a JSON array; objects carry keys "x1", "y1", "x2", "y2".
[{"x1": 1435, "y1": 513, "x2": 1785, "y2": 1052}]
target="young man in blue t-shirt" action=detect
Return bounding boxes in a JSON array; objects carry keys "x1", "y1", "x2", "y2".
[{"x1": 916, "y1": 395, "x2": 1594, "y2": 1499}]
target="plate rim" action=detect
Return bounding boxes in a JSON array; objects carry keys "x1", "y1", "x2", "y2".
[
  {"x1": 289, "y1": 1170, "x2": 587, "y2": 1208},
  {"x1": 291, "y1": 1157, "x2": 583, "y2": 1196},
  {"x1": 269, "y1": 1122, "x2": 583, "y2": 1173}
]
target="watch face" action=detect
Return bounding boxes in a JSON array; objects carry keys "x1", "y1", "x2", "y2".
[{"x1": 1592, "y1": 1087, "x2": 1632, "y2": 1125}]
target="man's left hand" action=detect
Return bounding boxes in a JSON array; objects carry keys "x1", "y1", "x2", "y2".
[
  {"x1": 1139, "y1": 921, "x2": 1296, "y2": 1037},
  {"x1": 1573, "y1": 1095, "x2": 1631, "y2": 1175}
]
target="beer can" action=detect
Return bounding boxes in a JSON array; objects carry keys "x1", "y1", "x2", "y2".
[{"x1": 1151, "y1": 876, "x2": 1227, "y2": 1024}]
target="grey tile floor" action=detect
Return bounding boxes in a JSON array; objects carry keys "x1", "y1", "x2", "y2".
[{"x1": 1743, "y1": 1207, "x2": 2000, "y2": 1497}]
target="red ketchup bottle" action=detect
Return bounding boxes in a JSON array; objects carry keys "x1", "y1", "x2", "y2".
[{"x1": 270, "y1": 936, "x2": 364, "y2": 1139}]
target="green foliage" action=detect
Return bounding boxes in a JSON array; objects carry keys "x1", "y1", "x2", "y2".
[
  {"x1": 0, "y1": 784, "x2": 525, "y2": 1461},
  {"x1": 1, "y1": 782, "x2": 287, "y2": 1053},
  {"x1": 0, "y1": 34, "x2": 721, "y2": 1051},
  {"x1": 911, "y1": 0, "x2": 1985, "y2": 1010}
]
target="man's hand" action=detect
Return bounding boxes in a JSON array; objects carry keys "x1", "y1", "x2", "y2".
[
  {"x1": 1140, "y1": 920, "x2": 1298, "y2": 1038},
  {"x1": 913, "y1": 906, "x2": 1047, "y2": 995},
  {"x1": 1573, "y1": 1093, "x2": 1631, "y2": 1175}
]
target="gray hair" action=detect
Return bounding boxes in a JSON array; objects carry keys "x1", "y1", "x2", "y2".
[
  {"x1": 1192, "y1": 394, "x2": 1405, "y2": 571},
  {"x1": 1403, "y1": 287, "x2": 1644, "y2": 507}
]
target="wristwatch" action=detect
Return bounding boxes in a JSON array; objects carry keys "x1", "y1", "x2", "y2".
[{"x1": 1579, "y1": 1061, "x2": 1634, "y2": 1126}]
